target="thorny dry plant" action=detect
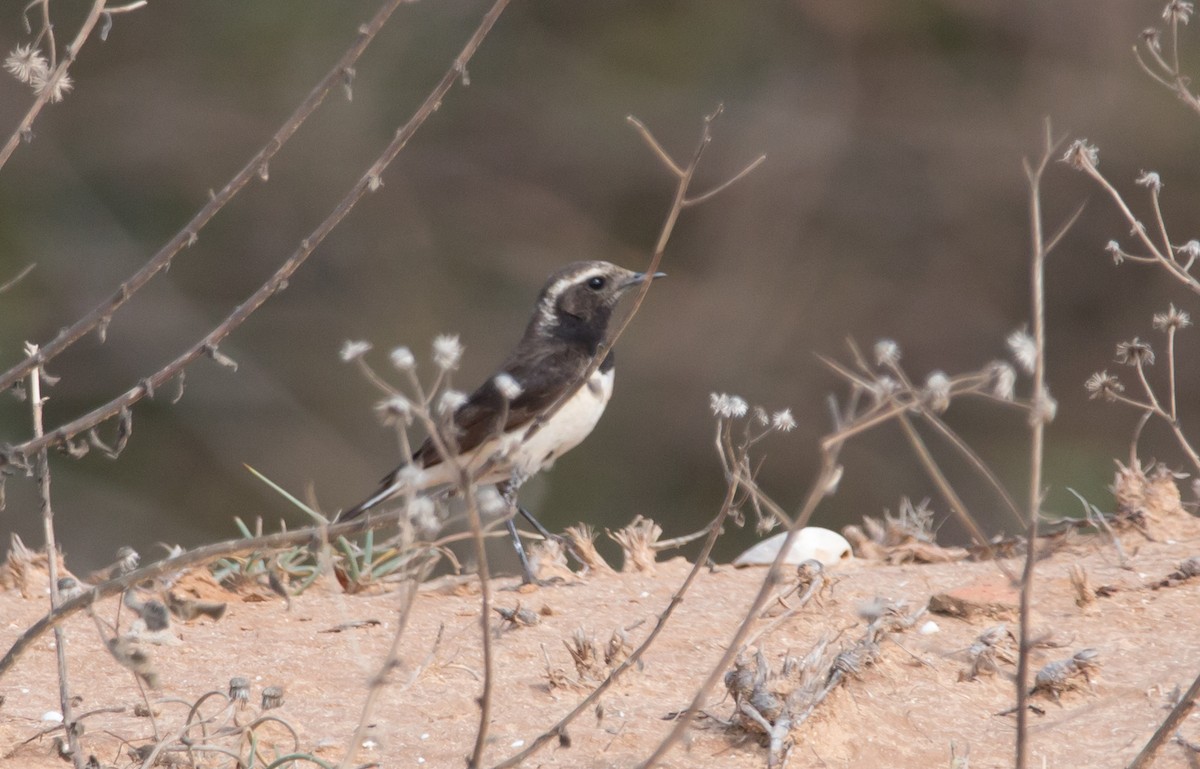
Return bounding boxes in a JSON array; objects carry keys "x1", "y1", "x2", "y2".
[{"x1": 722, "y1": 599, "x2": 926, "y2": 769}]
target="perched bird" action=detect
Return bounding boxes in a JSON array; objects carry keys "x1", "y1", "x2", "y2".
[{"x1": 339, "y1": 260, "x2": 664, "y2": 583}]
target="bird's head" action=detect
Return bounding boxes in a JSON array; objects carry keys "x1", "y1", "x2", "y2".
[{"x1": 531, "y1": 260, "x2": 665, "y2": 344}]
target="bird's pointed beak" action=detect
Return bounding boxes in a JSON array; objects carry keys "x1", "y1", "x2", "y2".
[{"x1": 622, "y1": 270, "x2": 667, "y2": 290}]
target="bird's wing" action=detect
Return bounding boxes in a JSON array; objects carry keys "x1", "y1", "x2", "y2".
[
  {"x1": 411, "y1": 346, "x2": 598, "y2": 467},
  {"x1": 340, "y1": 348, "x2": 610, "y2": 520}
]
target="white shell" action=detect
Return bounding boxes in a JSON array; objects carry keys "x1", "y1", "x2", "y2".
[{"x1": 732, "y1": 527, "x2": 852, "y2": 567}]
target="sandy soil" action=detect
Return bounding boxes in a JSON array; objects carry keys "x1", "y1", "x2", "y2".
[{"x1": 2, "y1": 516, "x2": 1200, "y2": 769}]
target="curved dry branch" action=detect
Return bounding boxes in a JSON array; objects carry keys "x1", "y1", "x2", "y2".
[
  {"x1": 2, "y1": 0, "x2": 510, "y2": 464},
  {"x1": 0, "y1": 0, "x2": 408, "y2": 397}
]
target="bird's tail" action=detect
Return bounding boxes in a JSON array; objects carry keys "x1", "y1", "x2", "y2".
[{"x1": 336, "y1": 477, "x2": 403, "y2": 522}]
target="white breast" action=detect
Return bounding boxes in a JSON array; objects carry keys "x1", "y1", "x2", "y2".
[
  {"x1": 509, "y1": 366, "x2": 615, "y2": 477},
  {"x1": 406, "y1": 367, "x2": 615, "y2": 492}
]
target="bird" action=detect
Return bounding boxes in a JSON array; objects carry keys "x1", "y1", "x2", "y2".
[{"x1": 338, "y1": 260, "x2": 665, "y2": 583}]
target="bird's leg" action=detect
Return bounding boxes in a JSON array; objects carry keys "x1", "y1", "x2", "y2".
[
  {"x1": 497, "y1": 478, "x2": 540, "y2": 585},
  {"x1": 504, "y1": 516, "x2": 539, "y2": 586},
  {"x1": 516, "y1": 504, "x2": 587, "y2": 568}
]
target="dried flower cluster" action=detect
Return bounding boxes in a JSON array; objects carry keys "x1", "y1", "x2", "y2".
[{"x1": 4, "y1": 43, "x2": 73, "y2": 102}]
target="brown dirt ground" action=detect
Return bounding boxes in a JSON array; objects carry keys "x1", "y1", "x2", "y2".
[{"x1": 2, "y1": 516, "x2": 1200, "y2": 769}]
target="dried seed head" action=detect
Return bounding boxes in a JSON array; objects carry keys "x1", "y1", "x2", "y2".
[
  {"x1": 261, "y1": 685, "x2": 284, "y2": 710},
  {"x1": 1136, "y1": 170, "x2": 1163, "y2": 192},
  {"x1": 874, "y1": 339, "x2": 901, "y2": 367},
  {"x1": 1164, "y1": 0, "x2": 1195, "y2": 24},
  {"x1": 396, "y1": 464, "x2": 428, "y2": 489},
  {"x1": 1061, "y1": 139, "x2": 1099, "y2": 170},
  {"x1": 770, "y1": 408, "x2": 796, "y2": 432},
  {"x1": 432, "y1": 334, "x2": 463, "y2": 371},
  {"x1": 438, "y1": 389, "x2": 467, "y2": 415},
  {"x1": 31, "y1": 69, "x2": 72, "y2": 103},
  {"x1": 339, "y1": 340, "x2": 371, "y2": 362},
  {"x1": 923, "y1": 371, "x2": 951, "y2": 413},
  {"x1": 5, "y1": 44, "x2": 49, "y2": 84},
  {"x1": 709, "y1": 392, "x2": 748, "y2": 418},
  {"x1": 493, "y1": 373, "x2": 523, "y2": 400},
  {"x1": 1177, "y1": 240, "x2": 1200, "y2": 263},
  {"x1": 1153, "y1": 304, "x2": 1191, "y2": 332},
  {"x1": 229, "y1": 677, "x2": 250, "y2": 703},
  {"x1": 475, "y1": 486, "x2": 508, "y2": 517},
  {"x1": 1115, "y1": 338, "x2": 1155, "y2": 366},
  {"x1": 408, "y1": 496, "x2": 439, "y2": 533},
  {"x1": 1085, "y1": 371, "x2": 1124, "y2": 401},
  {"x1": 1105, "y1": 240, "x2": 1125, "y2": 265},
  {"x1": 389, "y1": 346, "x2": 415, "y2": 370},
  {"x1": 870, "y1": 375, "x2": 899, "y2": 405},
  {"x1": 1007, "y1": 329, "x2": 1037, "y2": 374},
  {"x1": 1031, "y1": 385, "x2": 1057, "y2": 425},
  {"x1": 988, "y1": 361, "x2": 1017, "y2": 401},
  {"x1": 376, "y1": 394, "x2": 413, "y2": 425}
]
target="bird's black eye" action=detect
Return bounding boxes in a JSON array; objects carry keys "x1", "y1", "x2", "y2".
[{"x1": 587, "y1": 276, "x2": 606, "y2": 290}]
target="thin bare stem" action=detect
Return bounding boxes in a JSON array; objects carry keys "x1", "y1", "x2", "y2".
[
  {"x1": 683, "y1": 153, "x2": 767, "y2": 207},
  {"x1": 464, "y1": 486, "x2": 494, "y2": 768},
  {"x1": 1015, "y1": 118, "x2": 1060, "y2": 769},
  {"x1": 917, "y1": 411, "x2": 1026, "y2": 529},
  {"x1": 1167, "y1": 327, "x2": 1179, "y2": 420},
  {"x1": 0, "y1": 0, "x2": 408, "y2": 397},
  {"x1": 28, "y1": 345, "x2": 83, "y2": 768},
  {"x1": 2, "y1": 0, "x2": 510, "y2": 463},
  {"x1": 1126, "y1": 666, "x2": 1200, "y2": 769},
  {"x1": 1149, "y1": 189, "x2": 1174, "y2": 262},
  {"x1": 0, "y1": 0, "x2": 108, "y2": 171},
  {"x1": 624, "y1": 115, "x2": 684, "y2": 177},
  {"x1": 337, "y1": 570, "x2": 428, "y2": 769},
  {"x1": 0, "y1": 263, "x2": 36, "y2": 294},
  {"x1": 895, "y1": 414, "x2": 1007, "y2": 575}
]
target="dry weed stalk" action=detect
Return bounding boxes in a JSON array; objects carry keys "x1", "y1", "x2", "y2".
[
  {"x1": 843, "y1": 497, "x2": 970, "y2": 564},
  {"x1": 26, "y1": 343, "x2": 83, "y2": 768},
  {"x1": 563, "y1": 524, "x2": 614, "y2": 574},
  {"x1": 607, "y1": 515, "x2": 663, "y2": 573},
  {"x1": 726, "y1": 600, "x2": 925, "y2": 768}
]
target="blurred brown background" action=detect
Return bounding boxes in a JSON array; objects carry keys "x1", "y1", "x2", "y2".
[{"x1": 1, "y1": 1, "x2": 1198, "y2": 573}]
